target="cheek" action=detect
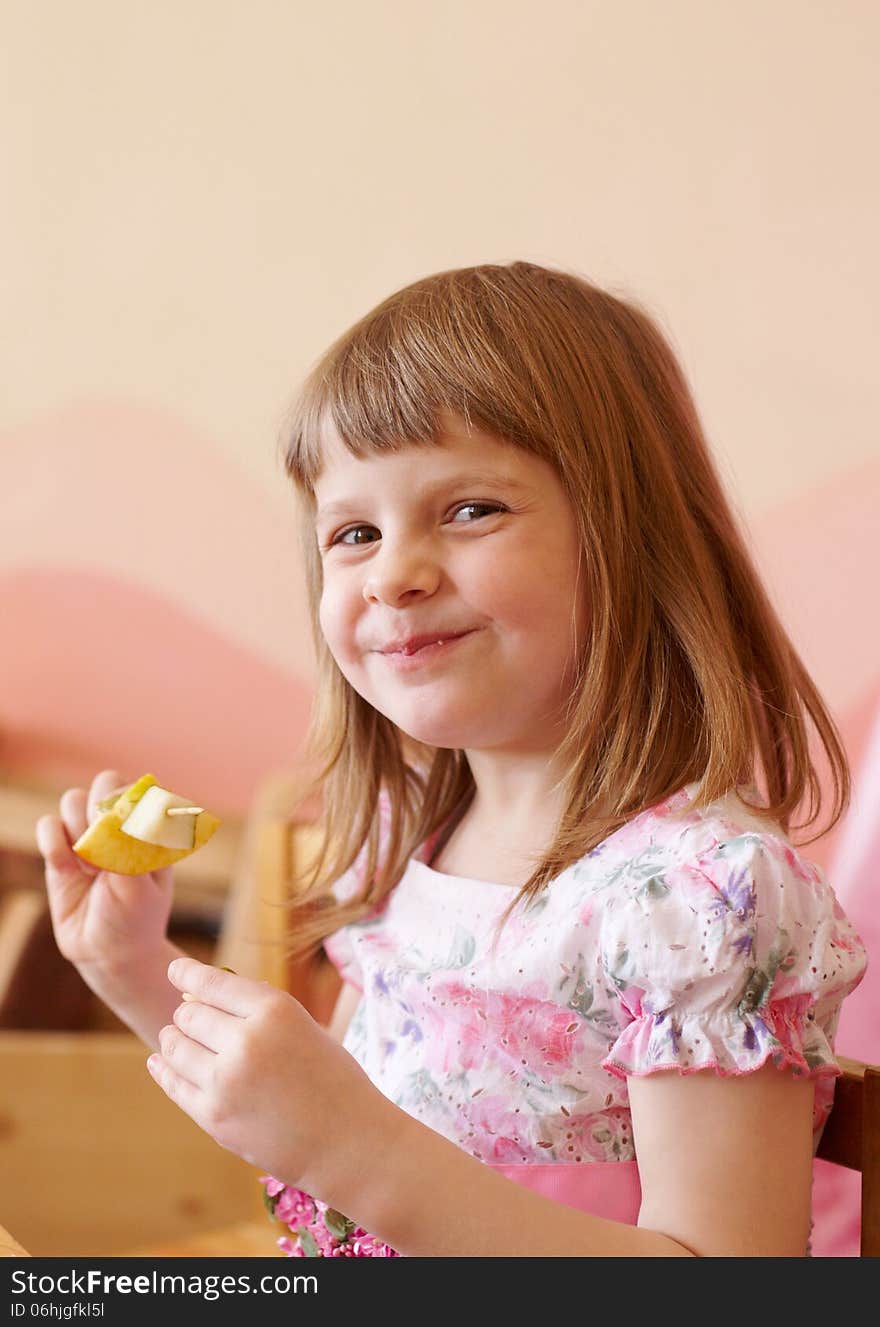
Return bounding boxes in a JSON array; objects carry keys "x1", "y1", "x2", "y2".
[
  {"x1": 319, "y1": 590, "x2": 369, "y2": 684},
  {"x1": 319, "y1": 584, "x2": 353, "y2": 650},
  {"x1": 484, "y1": 554, "x2": 557, "y2": 628},
  {"x1": 507, "y1": 545, "x2": 585, "y2": 650},
  {"x1": 317, "y1": 592, "x2": 334, "y2": 643}
]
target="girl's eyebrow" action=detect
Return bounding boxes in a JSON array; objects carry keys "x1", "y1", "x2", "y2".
[{"x1": 314, "y1": 472, "x2": 532, "y2": 521}]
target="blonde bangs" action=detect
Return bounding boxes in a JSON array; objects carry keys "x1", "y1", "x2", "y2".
[{"x1": 278, "y1": 263, "x2": 589, "y2": 499}]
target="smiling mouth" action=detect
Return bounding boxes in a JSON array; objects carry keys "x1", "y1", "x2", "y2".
[
  {"x1": 381, "y1": 629, "x2": 476, "y2": 655},
  {"x1": 380, "y1": 631, "x2": 476, "y2": 666},
  {"x1": 399, "y1": 634, "x2": 465, "y2": 655}
]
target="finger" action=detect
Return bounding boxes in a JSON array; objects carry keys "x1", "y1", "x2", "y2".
[
  {"x1": 59, "y1": 787, "x2": 88, "y2": 845},
  {"x1": 173, "y1": 999, "x2": 235, "y2": 1053},
  {"x1": 146, "y1": 1051, "x2": 206, "y2": 1122},
  {"x1": 168, "y1": 958, "x2": 260, "y2": 1016},
  {"x1": 36, "y1": 814, "x2": 95, "y2": 893},
  {"x1": 157, "y1": 1022, "x2": 217, "y2": 1085},
  {"x1": 87, "y1": 769, "x2": 128, "y2": 823}
]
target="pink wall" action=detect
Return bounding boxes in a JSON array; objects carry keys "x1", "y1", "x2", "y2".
[
  {"x1": 0, "y1": 400, "x2": 314, "y2": 813},
  {"x1": 0, "y1": 566, "x2": 312, "y2": 815}
]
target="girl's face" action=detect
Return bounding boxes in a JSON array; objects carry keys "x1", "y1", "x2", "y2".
[{"x1": 312, "y1": 412, "x2": 589, "y2": 755}]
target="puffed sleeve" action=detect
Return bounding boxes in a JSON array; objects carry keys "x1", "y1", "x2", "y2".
[
  {"x1": 322, "y1": 789, "x2": 394, "y2": 992},
  {"x1": 599, "y1": 827, "x2": 868, "y2": 1125}
]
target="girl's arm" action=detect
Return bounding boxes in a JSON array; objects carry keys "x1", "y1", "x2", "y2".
[
  {"x1": 77, "y1": 939, "x2": 191, "y2": 1052},
  {"x1": 147, "y1": 960, "x2": 816, "y2": 1257},
  {"x1": 325, "y1": 1059, "x2": 814, "y2": 1257}
]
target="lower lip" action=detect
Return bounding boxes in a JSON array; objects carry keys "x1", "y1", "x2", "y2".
[{"x1": 379, "y1": 631, "x2": 475, "y2": 671}]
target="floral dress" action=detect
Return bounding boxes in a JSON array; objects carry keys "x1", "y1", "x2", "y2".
[{"x1": 262, "y1": 780, "x2": 868, "y2": 1257}]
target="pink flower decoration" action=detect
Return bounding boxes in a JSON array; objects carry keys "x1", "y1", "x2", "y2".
[
  {"x1": 274, "y1": 1187, "x2": 316, "y2": 1227},
  {"x1": 310, "y1": 1223, "x2": 339, "y2": 1257},
  {"x1": 454, "y1": 1092, "x2": 532, "y2": 1163},
  {"x1": 421, "y1": 981, "x2": 581, "y2": 1077},
  {"x1": 263, "y1": 1178, "x2": 399, "y2": 1257}
]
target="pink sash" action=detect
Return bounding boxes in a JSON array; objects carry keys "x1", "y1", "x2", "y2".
[{"x1": 487, "y1": 1159, "x2": 642, "y2": 1225}]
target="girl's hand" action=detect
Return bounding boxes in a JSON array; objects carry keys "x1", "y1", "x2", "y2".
[
  {"x1": 148, "y1": 959, "x2": 394, "y2": 1197},
  {"x1": 36, "y1": 768, "x2": 174, "y2": 978}
]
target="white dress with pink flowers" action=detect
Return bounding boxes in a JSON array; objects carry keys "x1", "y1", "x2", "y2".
[{"x1": 266, "y1": 780, "x2": 868, "y2": 1256}]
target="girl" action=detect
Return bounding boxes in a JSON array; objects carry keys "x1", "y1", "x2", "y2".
[{"x1": 37, "y1": 261, "x2": 867, "y2": 1257}]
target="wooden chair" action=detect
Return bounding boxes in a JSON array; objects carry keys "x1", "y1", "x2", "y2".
[
  {"x1": 815, "y1": 1054, "x2": 880, "y2": 1257},
  {"x1": 212, "y1": 767, "x2": 341, "y2": 1024}
]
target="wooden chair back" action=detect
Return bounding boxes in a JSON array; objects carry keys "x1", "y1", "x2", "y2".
[
  {"x1": 213, "y1": 770, "x2": 341, "y2": 1024},
  {"x1": 815, "y1": 1054, "x2": 880, "y2": 1257}
]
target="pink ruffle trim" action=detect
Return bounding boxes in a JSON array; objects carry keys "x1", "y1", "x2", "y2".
[{"x1": 600, "y1": 1010, "x2": 841, "y2": 1082}]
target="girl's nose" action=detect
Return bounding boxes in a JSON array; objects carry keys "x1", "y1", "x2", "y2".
[{"x1": 362, "y1": 541, "x2": 441, "y2": 605}]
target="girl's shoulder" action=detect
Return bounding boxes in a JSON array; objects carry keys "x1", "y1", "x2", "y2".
[
  {"x1": 595, "y1": 783, "x2": 868, "y2": 1090},
  {"x1": 596, "y1": 779, "x2": 780, "y2": 861},
  {"x1": 592, "y1": 779, "x2": 857, "y2": 934}
]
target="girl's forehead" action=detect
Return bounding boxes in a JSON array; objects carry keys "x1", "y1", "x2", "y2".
[{"x1": 314, "y1": 411, "x2": 523, "y2": 483}]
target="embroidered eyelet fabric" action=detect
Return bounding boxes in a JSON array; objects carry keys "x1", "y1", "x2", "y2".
[{"x1": 271, "y1": 781, "x2": 868, "y2": 1255}]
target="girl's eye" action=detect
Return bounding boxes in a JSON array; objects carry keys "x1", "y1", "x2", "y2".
[
  {"x1": 450, "y1": 502, "x2": 504, "y2": 524},
  {"x1": 329, "y1": 525, "x2": 377, "y2": 548},
  {"x1": 328, "y1": 502, "x2": 505, "y2": 548}
]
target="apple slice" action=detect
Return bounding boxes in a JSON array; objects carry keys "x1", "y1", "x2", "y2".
[
  {"x1": 72, "y1": 774, "x2": 221, "y2": 875},
  {"x1": 121, "y1": 785, "x2": 202, "y2": 850}
]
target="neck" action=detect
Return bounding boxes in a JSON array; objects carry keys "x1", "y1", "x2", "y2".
[{"x1": 462, "y1": 745, "x2": 571, "y2": 830}]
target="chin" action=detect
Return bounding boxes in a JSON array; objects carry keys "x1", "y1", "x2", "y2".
[
  {"x1": 369, "y1": 703, "x2": 470, "y2": 751},
  {"x1": 400, "y1": 713, "x2": 505, "y2": 752},
  {"x1": 390, "y1": 722, "x2": 465, "y2": 750}
]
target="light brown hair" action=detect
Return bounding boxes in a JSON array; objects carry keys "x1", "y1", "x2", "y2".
[{"x1": 278, "y1": 259, "x2": 850, "y2": 959}]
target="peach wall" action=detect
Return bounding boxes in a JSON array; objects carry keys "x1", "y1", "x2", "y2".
[{"x1": 3, "y1": 1, "x2": 876, "y2": 815}]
